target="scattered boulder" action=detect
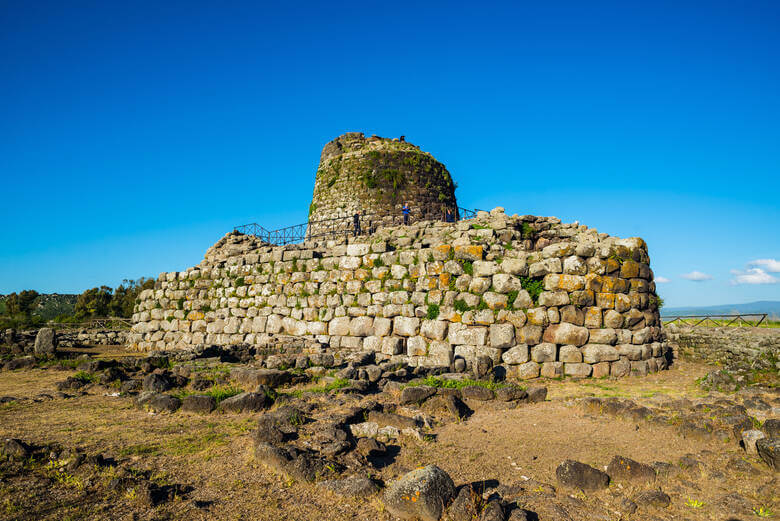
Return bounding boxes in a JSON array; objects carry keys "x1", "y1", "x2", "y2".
[
  {"x1": 146, "y1": 394, "x2": 181, "y2": 413},
  {"x1": 2, "y1": 438, "x2": 30, "y2": 459},
  {"x1": 254, "y1": 442, "x2": 342, "y2": 482},
  {"x1": 400, "y1": 385, "x2": 436, "y2": 405},
  {"x1": 461, "y1": 385, "x2": 495, "y2": 401},
  {"x1": 34, "y1": 328, "x2": 57, "y2": 356},
  {"x1": 555, "y1": 460, "x2": 609, "y2": 491},
  {"x1": 218, "y1": 392, "x2": 270, "y2": 413},
  {"x1": 384, "y1": 465, "x2": 456, "y2": 521},
  {"x1": 4, "y1": 356, "x2": 35, "y2": 371},
  {"x1": 606, "y1": 455, "x2": 656, "y2": 485},
  {"x1": 143, "y1": 373, "x2": 172, "y2": 393},
  {"x1": 763, "y1": 419, "x2": 780, "y2": 438},
  {"x1": 320, "y1": 475, "x2": 380, "y2": 497},
  {"x1": 756, "y1": 437, "x2": 779, "y2": 471},
  {"x1": 356, "y1": 437, "x2": 386, "y2": 458},
  {"x1": 633, "y1": 490, "x2": 671, "y2": 508},
  {"x1": 741, "y1": 429, "x2": 766, "y2": 455},
  {"x1": 495, "y1": 386, "x2": 527, "y2": 402},
  {"x1": 526, "y1": 386, "x2": 547, "y2": 403},
  {"x1": 181, "y1": 394, "x2": 217, "y2": 414}
]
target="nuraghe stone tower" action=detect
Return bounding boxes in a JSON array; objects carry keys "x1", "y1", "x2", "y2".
[
  {"x1": 130, "y1": 132, "x2": 671, "y2": 380},
  {"x1": 307, "y1": 132, "x2": 458, "y2": 237}
]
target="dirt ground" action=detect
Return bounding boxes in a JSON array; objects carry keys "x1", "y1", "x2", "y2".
[{"x1": 0, "y1": 350, "x2": 777, "y2": 521}]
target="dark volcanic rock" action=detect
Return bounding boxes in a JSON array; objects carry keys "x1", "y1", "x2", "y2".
[
  {"x1": 495, "y1": 386, "x2": 528, "y2": 402},
  {"x1": 633, "y1": 490, "x2": 671, "y2": 508},
  {"x1": 606, "y1": 455, "x2": 656, "y2": 485},
  {"x1": 461, "y1": 385, "x2": 495, "y2": 401},
  {"x1": 2, "y1": 438, "x2": 30, "y2": 459},
  {"x1": 218, "y1": 392, "x2": 270, "y2": 413},
  {"x1": 556, "y1": 460, "x2": 610, "y2": 491},
  {"x1": 756, "y1": 437, "x2": 779, "y2": 471},
  {"x1": 400, "y1": 385, "x2": 437, "y2": 405},
  {"x1": 143, "y1": 373, "x2": 172, "y2": 393},
  {"x1": 181, "y1": 394, "x2": 217, "y2": 414},
  {"x1": 526, "y1": 386, "x2": 548, "y2": 403},
  {"x1": 146, "y1": 394, "x2": 181, "y2": 413}
]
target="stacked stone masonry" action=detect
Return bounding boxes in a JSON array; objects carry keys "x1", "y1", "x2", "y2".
[
  {"x1": 131, "y1": 208, "x2": 670, "y2": 379},
  {"x1": 308, "y1": 133, "x2": 458, "y2": 236}
]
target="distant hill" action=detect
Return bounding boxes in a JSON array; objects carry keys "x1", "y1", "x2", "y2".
[
  {"x1": 662, "y1": 300, "x2": 780, "y2": 319},
  {"x1": 0, "y1": 293, "x2": 77, "y2": 321}
]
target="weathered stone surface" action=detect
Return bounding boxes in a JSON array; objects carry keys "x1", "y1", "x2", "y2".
[
  {"x1": 400, "y1": 385, "x2": 436, "y2": 405},
  {"x1": 489, "y1": 323, "x2": 515, "y2": 348},
  {"x1": 218, "y1": 392, "x2": 271, "y2": 413},
  {"x1": 582, "y1": 344, "x2": 619, "y2": 363},
  {"x1": 556, "y1": 460, "x2": 609, "y2": 491},
  {"x1": 320, "y1": 476, "x2": 379, "y2": 497},
  {"x1": 181, "y1": 394, "x2": 217, "y2": 414},
  {"x1": 756, "y1": 437, "x2": 779, "y2": 471},
  {"x1": 542, "y1": 323, "x2": 588, "y2": 346},
  {"x1": 393, "y1": 317, "x2": 420, "y2": 337},
  {"x1": 559, "y1": 345, "x2": 582, "y2": 363},
  {"x1": 495, "y1": 385, "x2": 527, "y2": 401},
  {"x1": 34, "y1": 328, "x2": 57, "y2": 356},
  {"x1": 143, "y1": 373, "x2": 171, "y2": 393},
  {"x1": 384, "y1": 465, "x2": 456, "y2": 521},
  {"x1": 564, "y1": 363, "x2": 592, "y2": 378},
  {"x1": 606, "y1": 455, "x2": 656, "y2": 485},
  {"x1": 509, "y1": 361, "x2": 540, "y2": 380},
  {"x1": 531, "y1": 343, "x2": 556, "y2": 363},
  {"x1": 461, "y1": 385, "x2": 494, "y2": 401},
  {"x1": 501, "y1": 344, "x2": 529, "y2": 365}
]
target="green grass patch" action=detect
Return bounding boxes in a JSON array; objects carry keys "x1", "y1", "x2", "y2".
[
  {"x1": 73, "y1": 370, "x2": 97, "y2": 383},
  {"x1": 426, "y1": 304, "x2": 440, "y2": 319},
  {"x1": 173, "y1": 384, "x2": 243, "y2": 403}
]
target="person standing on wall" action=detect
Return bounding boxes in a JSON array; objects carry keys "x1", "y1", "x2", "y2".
[
  {"x1": 445, "y1": 208, "x2": 455, "y2": 223},
  {"x1": 353, "y1": 210, "x2": 361, "y2": 236},
  {"x1": 402, "y1": 202, "x2": 410, "y2": 225}
]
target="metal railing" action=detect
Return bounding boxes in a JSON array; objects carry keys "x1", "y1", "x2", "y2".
[
  {"x1": 235, "y1": 206, "x2": 481, "y2": 246},
  {"x1": 48, "y1": 317, "x2": 133, "y2": 330},
  {"x1": 661, "y1": 313, "x2": 769, "y2": 328}
]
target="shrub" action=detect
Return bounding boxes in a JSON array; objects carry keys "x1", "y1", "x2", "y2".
[
  {"x1": 459, "y1": 260, "x2": 473, "y2": 276},
  {"x1": 520, "y1": 277, "x2": 544, "y2": 305},
  {"x1": 454, "y1": 299, "x2": 470, "y2": 313},
  {"x1": 426, "y1": 304, "x2": 440, "y2": 320}
]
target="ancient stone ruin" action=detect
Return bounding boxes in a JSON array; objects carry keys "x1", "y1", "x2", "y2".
[
  {"x1": 130, "y1": 134, "x2": 670, "y2": 379},
  {"x1": 308, "y1": 132, "x2": 458, "y2": 236}
]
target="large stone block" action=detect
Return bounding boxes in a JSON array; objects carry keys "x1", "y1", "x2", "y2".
[
  {"x1": 508, "y1": 361, "x2": 540, "y2": 380},
  {"x1": 582, "y1": 344, "x2": 620, "y2": 363},
  {"x1": 538, "y1": 291, "x2": 570, "y2": 307},
  {"x1": 517, "y1": 325, "x2": 543, "y2": 345},
  {"x1": 452, "y1": 326, "x2": 488, "y2": 346},
  {"x1": 393, "y1": 316, "x2": 420, "y2": 337},
  {"x1": 420, "y1": 319, "x2": 448, "y2": 340},
  {"x1": 559, "y1": 345, "x2": 582, "y2": 363},
  {"x1": 564, "y1": 363, "x2": 593, "y2": 378},
  {"x1": 502, "y1": 344, "x2": 529, "y2": 364},
  {"x1": 492, "y1": 273, "x2": 522, "y2": 293},
  {"x1": 407, "y1": 336, "x2": 428, "y2": 356},
  {"x1": 531, "y1": 343, "x2": 557, "y2": 363},
  {"x1": 34, "y1": 328, "x2": 57, "y2": 356},
  {"x1": 382, "y1": 336, "x2": 404, "y2": 355},
  {"x1": 489, "y1": 323, "x2": 515, "y2": 348},
  {"x1": 349, "y1": 316, "x2": 374, "y2": 337},
  {"x1": 543, "y1": 323, "x2": 588, "y2": 346},
  {"x1": 328, "y1": 316, "x2": 351, "y2": 336}
]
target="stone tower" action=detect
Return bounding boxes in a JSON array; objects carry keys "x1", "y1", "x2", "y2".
[{"x1": 307, "y1": 132, "x2": 458, "y2": 237}]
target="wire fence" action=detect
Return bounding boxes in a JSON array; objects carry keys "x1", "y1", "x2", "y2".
[
  {"x1": 661, "y1": 313, "x2": 770, "y2": 328},
  {"x1": 235, "y1": 206, "x2": 480, "y2": 246}
]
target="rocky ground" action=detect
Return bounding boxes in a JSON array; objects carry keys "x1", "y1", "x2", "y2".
[{"x1": 0, "y1": 343, "x2": 778, "y2": 521}]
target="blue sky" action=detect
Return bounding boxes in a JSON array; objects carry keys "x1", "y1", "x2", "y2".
[{"x1": 1, "y1": 1, "x2": 778, "y2": 307}]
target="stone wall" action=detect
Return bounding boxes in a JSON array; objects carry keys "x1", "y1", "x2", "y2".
[
  {"x1": 1, "y1": 328, "x2": 128, "y2": 351},
  {"x1": 666, "y1": 324, "x2": 780, "y2": 371},
  {"x1": 130, "y1": 208, "x2": 669, "y2": 379},
  {"x1": 308, "y1": 133, "x2": 458, "y2": 236}
]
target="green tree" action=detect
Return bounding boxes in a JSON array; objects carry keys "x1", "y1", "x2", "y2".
[
  {"x1": 74, "y1": 286, "x2": 113, "y2": 319},
  {"x1": 4, "y1": 290, "x2": 40, "y2": 316},
  {"x1": 110, "y1": 278, "x2": 155, "y2": 317}
]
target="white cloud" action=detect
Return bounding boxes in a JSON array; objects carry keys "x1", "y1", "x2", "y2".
[
  {"x1": 655, "y1": 276, "x2": 671, "y2": 283},
  {"x1": 749, "y1": 258, "x2": 780, "y2": 273},
  {"x1": 730, "y1": 267, "x2": 778, "y2": 285},
  {"x1": 681, "y1": 271, "x2": 713, "y2": 281}
]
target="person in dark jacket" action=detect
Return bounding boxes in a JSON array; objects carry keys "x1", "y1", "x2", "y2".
[
  {"x1": 402, "y1": 203, "x2": 410, "y2": 225},
  {"x1": 353, "y1": 210, "x2": 361, "y2": 236},
  {"x1": 445, "y1": 208, "x2": 455, "y2": 223}
]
